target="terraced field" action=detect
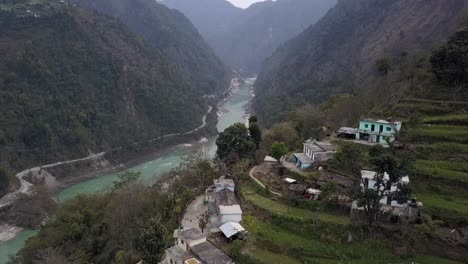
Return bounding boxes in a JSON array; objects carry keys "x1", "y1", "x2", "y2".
[
  {"x1": 241, "y1": 184, "x2": 350, "y2": 225},
  {"x1": 402, "y1": 110, "x2": 468, "y2": 220}
]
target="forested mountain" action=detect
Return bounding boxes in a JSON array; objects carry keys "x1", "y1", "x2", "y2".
[
  {"x1": 72, "y1": 0, "x2": 232, "y2": 96},
  {"x1": 0, "y1": 1, "x2": 211, "y2": 170},
  {"x1": 254, "y1": 0, "x2": 468, "y2": 126},
  {"x1": 162, "y1": 0, "x2": 336, "y2": 74}
]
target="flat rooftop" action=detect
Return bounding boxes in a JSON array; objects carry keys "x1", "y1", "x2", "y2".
[
  {"x1": 191, "y1": 242, "x2": 233, "y2": 264},
  {"x1": 179, "y1": 228, "x2": 206, "y2": 241}
]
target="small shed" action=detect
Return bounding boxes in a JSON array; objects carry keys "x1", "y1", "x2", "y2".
[
  {"x1": 288, "y1": 183, "x2": 307, "y2": 198},
  {"x1": 220, "y1": 222, "x2": 246, "y2": 240},
  {"x1": 283, "y1": 178, "x2": 297, "y2": 184},
  {"x1": 337, "y1": 127, "x2": 357, "y2": 139},
  {"x1": 305, "y1": 188, "x2": 321, "y2": 200},
  {"x1": 264, "y1": 155, "x2": 278, "y2": 169}
]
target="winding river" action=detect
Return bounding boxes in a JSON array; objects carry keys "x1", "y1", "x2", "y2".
[{"x1": 0, "y1": 78, "x2": 255, "y2": 263}]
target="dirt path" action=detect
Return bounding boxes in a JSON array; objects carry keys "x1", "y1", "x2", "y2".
[
  {"x1": 181, "y1": 195, "x2": 208, "y2": 234},
  {"x1": 249, "y1": 166, "x2": 283, "y2": 197}
]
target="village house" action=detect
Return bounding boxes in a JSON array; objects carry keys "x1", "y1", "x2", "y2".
[
  {"x1": 205, "y1": 176, "x2": 235, "y2": 202},
  {"x1": 351, "y1": 170, "x2": 422, "y2": 223},
  {"x1": 291, "y1": 139, "x2": 337, "y2": 170},
  {"x1": 165, "y1": 228, "x2": 233, "y2": 264},
  {"x1": 355, "y1": 118, "x2": 402, "y2": 145}
]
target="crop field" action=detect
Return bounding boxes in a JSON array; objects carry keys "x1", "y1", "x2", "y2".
[
  {"x1": 245, "y1": 217, "x2": 463, "y2": 264},
  {"x1": 413, "y1": 160, "x2": 468, "y2": 183},
  {"x1": 416, "y1": 193, "x2": 468, "y2": 218},
  {"x1": 407, "y1": 125, "x2": 468, "y2": 143},
  {"x1": 423, "y1": 114, "x2": 468, "y2": 125},
  {"x1": 415, "y1": 142, "x2": 468, "y2": 154}
]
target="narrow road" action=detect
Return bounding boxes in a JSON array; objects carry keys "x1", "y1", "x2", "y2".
[
  {"x1": 249, "y1": 166, "x2": 283, "y2": 197},
  {"x1": 0, "y1": 105, "x2": 214, "y2": 209},
  {"x1": 0, "y1": 152, "x2": 106, "y2": 209}
]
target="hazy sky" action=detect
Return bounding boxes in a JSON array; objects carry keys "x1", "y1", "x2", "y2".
[{"x1": 227, "y1": 0, "x2": 268, "y2": 8}]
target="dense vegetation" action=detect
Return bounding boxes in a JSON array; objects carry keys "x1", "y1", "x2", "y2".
[
  {"x1": 13, "y1": 156, "x2": 219, "y2": 264},
  {"x1": 73, "y1": 0, "x2": 232, "y2": 96},
  {"x1": 253, "y1": 0, "x2": 468, "y2": 126},
  {"x1": 163, "y1": 0, "x2": 336, "y2": 74},
  {"x1": 0, "y1": 2, "x2": 215, "y2": 171}
]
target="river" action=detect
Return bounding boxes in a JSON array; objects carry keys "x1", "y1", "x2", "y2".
[{"x1": 0, "y1": 78, "x2": 255, "y2": 263}]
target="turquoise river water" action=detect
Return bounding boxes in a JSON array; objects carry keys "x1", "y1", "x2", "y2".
[{"x1": 0, "y1": 78, "x2": 255, "y2": 263}]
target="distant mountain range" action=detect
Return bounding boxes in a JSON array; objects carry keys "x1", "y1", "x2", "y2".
[
  {"x1": 253, "y1": 0, "x2": 468, "y2": 126},
  {"x1": 162, "y1": 0, "x2": 336, "y2": 74},
  {"x1": 0, "y1": 0, "x2": 230, "y2": 170}
]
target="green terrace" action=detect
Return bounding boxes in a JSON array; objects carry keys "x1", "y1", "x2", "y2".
[
  {"x1": 413, "y1": 160, "x2": 468, "y2": 183},
  {"x1": 422, "y1": 114, "x2": 468, "y2": 125},
  {"x1": 406, "y1": 125, "x2": 468, "y2": 143},
  {"x1": 245, "y1": 216, "x2": 463, "y2": 264},
  {"x1": 415, "y1": 142, "x2": 468, "y2": 155},
  {"x1": 415, "y1": 193, "x2": 468, "y2": 218}
]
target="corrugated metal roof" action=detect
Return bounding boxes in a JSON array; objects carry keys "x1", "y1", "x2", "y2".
[{"x1": 220, "y1": 222, "x2": 245, "y2": 239}]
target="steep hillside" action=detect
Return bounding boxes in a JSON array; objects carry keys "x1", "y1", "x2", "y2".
[
  {"x1": 254, "y1": 0, "x2": 468, "y2": 126},
  {"x1": 162, "y1": 0, "x2": 336, "y2": 74},
  {"x1": 161, "y1": 0, "x2": 242, "y2": 37},
  {"x1": 0, "y1": 2, "x2": 207, "y2": 170},
  {"x1": 73, "y1": 0, "x2": 232, "y2": 96}
]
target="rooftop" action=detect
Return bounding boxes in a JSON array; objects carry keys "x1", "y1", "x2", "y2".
[
  {"x1": 191, "y1": 242, "x2": 234, "y2": 264},
  {"x1": 214, "y1": 177, "x2": 235, "y2": 188},
  {"x1": 361, "y1": 118, "x2": 401, "y2": 125},
  {"x1": 304, "y1": 139, "x2": 337, "y2": 152},
  {"x1": 185, "y1": 258, "x2": 201, "y2": 264},
  {"x1": 216, "y1": 189, "x2": 238, "y2": 206},
  {"x1": 283, "y1": 177, "x2": 297, "y2": 184},
  {"x1": 219, "y1": 204, "x2": 242, "y2": 215},
  {"x1": 317, "y1": 174, "x2": 354, "y2": 188},
  {"x1": 179, "y1": 228, "x2": 206, "y2": 241},
  {"x1": 292, "y1": 153, "x2": 313, "y2": 163},
  {"x1": 361, "y1": 170, "x2": 390, "y2": 182},
  {"x1": 288, "y1": 183, "x2": 307, "y2": 192},
  {"x1": 166, "y1": 246, "x2": 195, "y2": 263},
  {"x1": 338, "y1": 127, "x2": 358, "y2": 134},
  {"x1": 264, "y1": 155, "x2": 278, "y2": 162},
  {"x1": 220, "y1": 222, "x2": 245, "y2": 239}
]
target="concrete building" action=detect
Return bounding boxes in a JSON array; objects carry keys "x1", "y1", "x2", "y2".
[
  {"x1": 219, "y1": 204, "x2": 242, "y2": 224},
  {"x1": 165, "y1": 228, "x2": 233, "y2": 264},
  {"x1": 291, "y1": 140, "x2": 337, "y2": 170},
  {"x1": 355, "y1": 118, "x2": 402, "y2": 144}
]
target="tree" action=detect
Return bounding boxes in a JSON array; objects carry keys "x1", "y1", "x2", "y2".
[
  {"x1": 376, "y1": 57, "x2": 392, "y2": 75},
  {"x1": 137, "y1": 217, "x2": 169, "y2": 263},
  {"x1": 270, "y1": 141, "x2": 288, "y2": 160},
  {"x1": 198, "y1": 211, "x2": 210, "y2": 233},
  {"x1": 355, "y1": 150, "x2": 409, "y2": 232},
  {"x1": 335, "y1": 144, "x2": 364, "y2": 176},
  {"x1": 248, "y1": 115, "x2": 258, "y2": 124},
  {"x1": 248, "y1": 122, "x2": 262, "y2": 149},
  {"x1": 430, "y1": 27, "x2": 468, "y2": 88},
  {"x1": 216, "y1": 123, "x2": 255, "y2": 163},
  {"x1": 113, "y1": 171, "x2": 141, "y2": 190},
  {"x1": 0, "y1": 168, "x2": 11, "y2": 196}
]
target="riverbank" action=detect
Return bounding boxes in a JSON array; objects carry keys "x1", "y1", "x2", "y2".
[{"x1": 0, "y1": 77, "x2": 254, "y2": 263}]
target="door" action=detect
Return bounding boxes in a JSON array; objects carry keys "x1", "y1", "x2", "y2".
[
  {"x1": 379, "y1": 125, "x2": 383, "y2": 133},
  {"x1": 371, "y1": 124, "x2": 375, "y2": 131}
]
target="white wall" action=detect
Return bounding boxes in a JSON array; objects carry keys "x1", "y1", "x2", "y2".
[{"x1": 221, "y1": 214, "x2": 242, "y2": 224}]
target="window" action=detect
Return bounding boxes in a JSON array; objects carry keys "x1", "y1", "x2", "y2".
[
  {"x1": 181, "y1": 240, "x2": 184, "y2": 245},
  {"x1": 386, "y1": 127, "x2": 392, "y2": 131},
  {"x1": 364, "y1": 124, "x2": 369, "y2": 128}
]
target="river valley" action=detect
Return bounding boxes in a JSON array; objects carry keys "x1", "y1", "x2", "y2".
[{"x1": 0, "y1": 78, "x2": 255, "y2": 264}]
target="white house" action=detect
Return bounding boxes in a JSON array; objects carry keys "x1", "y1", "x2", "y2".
[
  {"x1": 291, "y1": 140, "x2": 337, "y2": 170},
  {"x1": 219, "y1": 204, "x2": 242, "y2": 224},
  {"x1": 359, "y1": 170, "x2": 411, "y2": 206}
]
